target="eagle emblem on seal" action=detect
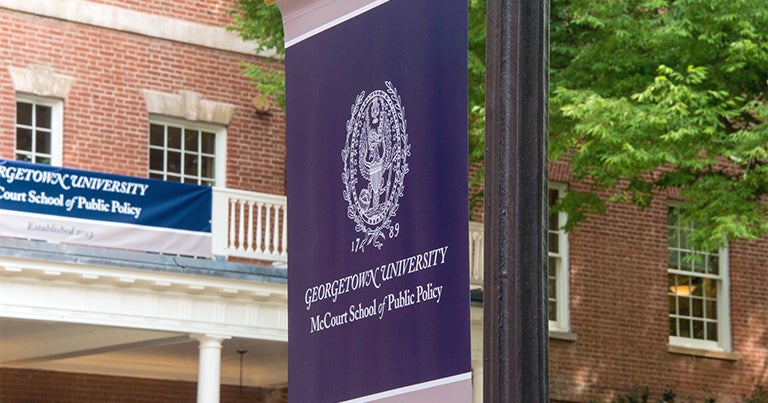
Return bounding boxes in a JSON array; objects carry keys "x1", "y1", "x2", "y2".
[{"x1": 342, "y1": 81, "x2": 410, "y2": 252}]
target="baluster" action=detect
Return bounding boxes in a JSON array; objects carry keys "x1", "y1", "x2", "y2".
[
  {"x1": 237, "y1": 199, "x2": 246, "y2": 251},
  {"x1": 281, "y1": 206, "x2": 288, "y2": 257},
  {"x1": 272, "y1": 204, "x2": 280, "y2": 255},
  {"x1": 228, "y1": 198, "x2": 236, "y2": 250},
  {"x1": 246, "y1": 200, "x2": 255, "y2": 252},
  {"x1": 264, "y1": 204, "x2": 273, "y2": 255},
  {"x1": 474, "y1": 232, "x2": 484, "y2": 280},
  {"x1": 255, "y1": 202, "x2": 264, "y2": 254}
]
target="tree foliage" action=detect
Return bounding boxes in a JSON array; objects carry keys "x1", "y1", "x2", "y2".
[
  {"x1": 551, "y1": 0, "x2": 768, "y2": 249},
  {"x1": 228, "y1": 1, "x2": 286, "y2": 106},
  {"x1": 229, "y1": 0, "x2": 768, "y2": 250}
]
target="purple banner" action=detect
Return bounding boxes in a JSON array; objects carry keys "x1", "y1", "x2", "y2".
[{"x1": 284, "y1": 1, "x2": 471, "y2": 401}]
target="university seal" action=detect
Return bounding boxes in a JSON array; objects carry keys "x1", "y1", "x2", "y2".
[{"x1": 342, "y1": 81, "x2": 410, "y2": 252}]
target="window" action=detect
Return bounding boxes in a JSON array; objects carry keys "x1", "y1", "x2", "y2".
[
  {"x1": 15, "y1": 95, "x2": 63, "y2": 166},
  {"x1": 667, "y1": 206, "x2": 731, "y2": 351},
  {"x1": 548, "y1": 184, "x2": 569, "y2": 332},
  {"x1": 149, "y1": 118, "x2": 225, "y2": 186}
]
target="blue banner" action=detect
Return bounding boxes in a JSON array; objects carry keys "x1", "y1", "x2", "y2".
[
  {"x1": 285, "y1": 1, "x2": 470, "y2": 401},
  {"x1": 0, "y1": 159, "x2": 212, "y2": 256}
]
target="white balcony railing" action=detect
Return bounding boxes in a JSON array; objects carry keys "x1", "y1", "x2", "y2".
[
  {"x1": 211, "y1": 188, "x2": 287, "y2": 263},
  {"x1": 469, "y1": 221, "x2": 483, "y2": 289},
  {"x1": 210, "y1": 187, "x2": 484, "y2": 280}
]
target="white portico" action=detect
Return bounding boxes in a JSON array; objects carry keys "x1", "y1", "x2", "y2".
[{"x1": 0, "y1": 188, "x2": 289, "y2": 403}]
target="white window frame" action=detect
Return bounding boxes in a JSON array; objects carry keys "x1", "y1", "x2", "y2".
[
  {"x1": 148, "y1": 116, "x2": 226, "y2": 186},
  {"x1": 667, "y1": 205, "x2": 731, "y2": 352},
  {"x1": 549, "y1": 183, "x2": 570, "y2": 333},
  {"x1": 15, "y1": 94, "x2": 63, "y2": 166}
]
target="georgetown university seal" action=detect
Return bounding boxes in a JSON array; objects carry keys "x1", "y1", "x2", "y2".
[{"x1": 342, "y1": 81, "x2": 410, "y2": 252}]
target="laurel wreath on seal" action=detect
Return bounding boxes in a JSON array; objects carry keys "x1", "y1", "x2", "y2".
[{"x1": 341, "y1": 81, "x2": 410, "y2": 251}]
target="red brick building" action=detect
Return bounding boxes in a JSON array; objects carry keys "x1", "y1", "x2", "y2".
[
  {"x1": 539, "y1": 160, "x2": 768, "y2": 402},
  {"x1": 1, "y1": 1, "x2": 289, "y2": 402},
  {"x1": 1, "y1": 1, "x2": 766, "y2": 403}
]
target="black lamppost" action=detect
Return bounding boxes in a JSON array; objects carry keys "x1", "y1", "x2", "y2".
[{"x1": 484, "y1": 0, "x2": 550, "y2": 401}]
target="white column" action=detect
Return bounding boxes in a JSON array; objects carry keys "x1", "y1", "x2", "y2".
[
  {"x1": 191, "y1": 334, "x2": 231, "y2": 403},
  {"x1": 472, "y1": 360, "x2": 483, "y2": 403}
]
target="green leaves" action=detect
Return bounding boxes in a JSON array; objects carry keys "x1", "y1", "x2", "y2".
[
  {"x1": 227, "y1": 0, "x2": 768, "y2": 249},
  {"x1": 551, "y1": 0, "x2": 768, "y2": 249},
  {"x1": 228, "y1": 0, "x2": 285, "y2": 108},
  {"x1": 227, "y1": 0, "x2": 284, "y2": 56}
]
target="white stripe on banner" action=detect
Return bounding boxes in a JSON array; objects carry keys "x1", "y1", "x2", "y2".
[
  {"x1": 0, "y1": 209, "x2": 211, "y2": 257},
  {"x1": 283, "y1": 0, "x2": 389, "y2": 48},
  {"x1": 339, "y1": 372, "x2": 473, "y2": 403}
]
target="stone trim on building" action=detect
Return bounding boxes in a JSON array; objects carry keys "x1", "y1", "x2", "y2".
[
  {"x1": 142, "y1": 90, "x2": 236, "y2": 126},
  {"x1": 8, "y1": 64, "x2": 74, "y2": 99}
]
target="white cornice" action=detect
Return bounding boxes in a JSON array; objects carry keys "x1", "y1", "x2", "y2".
[
  {"x1": 0, "y1": 255, "x2": 288, "y2": 341},
  {"x1": 0, "y1": 0, "x2": 269, "y2": 56}
]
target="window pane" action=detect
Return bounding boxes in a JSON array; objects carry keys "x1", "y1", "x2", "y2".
[
  {"x1": 668, "y1": 296, "x2": 676, "y2": 314},
  {"x1": 548, "y1": 300, "x2": 557, "y2": 321},
  {"x1": 549, "y1": 232, "x2": 559, "y2": 253},
  {"x1": 149, "y1": 172, "x2": 164, "y2": 180},
  {"x1": 693, "y1": 320, "x2": 704, "y2": 339},
  {"x1": 692, "y1": 278, "x2": 704, "y2": 296},
  {"x1": 548, "y1": 256, "x2": 557, "y2": 277},
  {"x1": 149, "y1": 148, "x2": 164, "y2": 171},
  {"x1": 201, "y1": 131, "x2": 215, "y2": 154},
  {"x1": 668, "y1": 250, "x2": 679, "y2": 269},
  {"x1": 184, "y1": 152, "x2": 198, "y2": 177},
  {"x1": 707, "y1": 322, "x2": 718, "y2": 341},
  {"x1": 36, "y1": 131, "x2": 51, "y2": 155},
  {"x1": 705, "y1": 279, "x2": 717, "y2": 298},
  {"x1": 15, "y1": 153, "x2": 32, "y2": 162},
  {"x1": 706, "y1": 300, "x2": 717, "y2": 320},
  {"x1": 16, "y1": 128, "x2": 32, "y2": 152},
  {"x1": 549, "y1": 189, "x2": 558, "y2": 207},
  {"x1": 201, "y1": 156, "x2": 215, "y2": 180},
  {"x1": 709, "y1": 255, "x2": 719, "y2": 275},
  {"x1": 678, "y1": 296, "x2": 689, "y2": 316},
  {"x1": 691, "y1": 255, "x2": 705, "y2": 273},
  {"x1": 167, "y1": 151, "x2": 181, "y2": 174},
  {"x1": 167, "y1": 126, "x2": 182, "y2": 149},
  {"x1": 166, "y1": 174, "x2": 181, "y2": 182},
  {"x1": 681, "y1": 252, "x2": 692, "y2": 272},
  {"x1": 668, "y1": 227, "x2": 678, "y2": 248},
  {"x1": 548, "y1": 279, "x2": 557, "y2": 300},
  {"x1": 679, "y1": 319, "x2": 691, "y2": 337},
  {"x1": 692, "y1": 297, "x2": 703, "y2": 318},
  {"x1": 150, "y1": 124, "x2": 165, "y2": 146},
  {"x1": 184, "y1": 129, "x2": 199, "y2": 152},
  {"x1": 16, "y1": 102, "x2": 32, "y2": 126},
  {"x1": 35, "y1": 104, "x2": 52, "y2": 129}
]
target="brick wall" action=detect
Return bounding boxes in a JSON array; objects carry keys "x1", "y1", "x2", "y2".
[
  {"x1": 88, "y1": 0, "x2": 237, "y2": 27},
  {"x1": 547, "y1": 181, "x2": 768, "y2": 402},
  {"x1": 0, "y1": 5, "x2": 286, "y2": 195},
  {"x1": 477, "y1": 161, "x2": 768, "y2": 402},
  {"x1": 0, "y1": 368, "x2": 288, "y2": 403}
]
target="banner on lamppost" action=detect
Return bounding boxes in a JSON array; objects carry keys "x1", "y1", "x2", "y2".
[{"x1": 281, "y1": 0, "x2": 470, "y2": 401}]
